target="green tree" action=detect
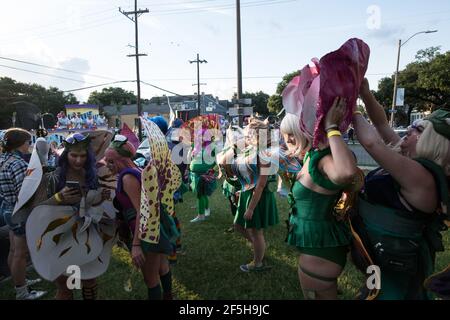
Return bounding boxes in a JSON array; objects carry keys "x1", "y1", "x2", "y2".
[
  {"x1": 87, "y1": 87, "x2": 137, "y2": 112},
  {"x1": 242, "y1": 91, "x2": 270, "y2": 116},
  {"x1": 0, "y1": 77, "x2": 78, "y2": 128},
  {"x1": 372, "y1": 47, "x2": 450, "y2": 126},
  {"x1": 267, "y1": 70, "x2": 300, "y2": 114}
]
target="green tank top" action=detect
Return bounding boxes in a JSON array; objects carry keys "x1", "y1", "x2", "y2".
[
  {"x1": 287, "y1": 147, "x2": 350, "y2": 248},
  {"x1": 190, "y1": 148, "x2": 215, "y2": 174}
]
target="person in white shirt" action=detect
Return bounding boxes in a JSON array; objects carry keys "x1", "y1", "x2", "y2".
[
  {"x1": 57, "y1": 112, "x2": 69, "y2": 129},
  {"x1": 85, "y1": 115, "x2": 95, "y2": 129},
  {"x1": 95, "y1": 114, "x2": 106, "y2": 127}
]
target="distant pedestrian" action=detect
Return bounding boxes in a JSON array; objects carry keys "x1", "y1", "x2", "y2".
[{"x1": 348, "y1": 127, "x2": 355, "y2": 144}]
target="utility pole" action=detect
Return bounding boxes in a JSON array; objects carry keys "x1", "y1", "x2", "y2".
[
  {"x1": 119, "y1": 0, "x2": 149, "y2": 141},
  {"x1": 236, "y1": 0, "x2": 243, "y2": 126},
  {"x1": 389, "y1": 30, "x2": 437, "y2": 127},
  {"x1": 189, "y1": 53, "x2": 207, "y2": 116}
]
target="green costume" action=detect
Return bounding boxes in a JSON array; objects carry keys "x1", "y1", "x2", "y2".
[
  {"x1": 189, "y1": 148, "x2": 216, "y2": 215},
  {"x1": 287, "y1": 148, "x2": 350, "y2": 268},
  {"x1": 353, "y1": 159, "x2": 448, "y2": 300},
  {"x1": 234, "y1": 175, "x2": 279, "y2": 229}
]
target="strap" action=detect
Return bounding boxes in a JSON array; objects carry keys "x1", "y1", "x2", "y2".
[{"x1": 298, "y1": 265, "x2": 337, "y2": 282}]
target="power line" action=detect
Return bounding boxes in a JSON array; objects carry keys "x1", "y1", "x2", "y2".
[
  {"x1": 148, "y1": 0, "x2": 298, "y2": 15},
  {"x1": 0, "y1": 56, "x2": 117, "y2": 81},
  {"x1": 63, "y1": 80, "x2": 137, "y2": 92},
  {"x1": 0, "y1": 64, "x2": 93, "y2": 84},
  {"x1": 140, "y1": 0, "x2": 226, "y2": 7},
  {"x1": 0, "y1": 63, "x2": 193, "y2": 98}
]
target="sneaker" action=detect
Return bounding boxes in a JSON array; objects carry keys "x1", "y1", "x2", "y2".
[
  {"x1": 190, "y1": 216, "x2": 206, "y2": 223},
  {"x1": 239, "y1": 261, "x2": 271, "y2": 273},
  {"x1": 205, "y1": 208, "x2": 211, "y2": 217},
  {"x1": 224, "y1": 226, "x2": 234, "y2": 233},
  {"x1": 16, "y1": 285, "x2": 47, "y2": 300},
  {"x1": 26, "y1": 278, "x2": 42, "y2": 287}
]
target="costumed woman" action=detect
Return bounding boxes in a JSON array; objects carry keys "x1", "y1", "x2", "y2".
[
  {"x1": 189, "y1": 129, "x2": 217, "y2": 223},
  {"x1": 0, "y1": 128, "x2": 46, "y2": 300},
  {"x1": 282, "y1": 38, "x2": 370, "y2": 300},
  {"x1": 351, "y1": 78, "x2": 449, "y2": 299},
  {"x1": 284, "y1": 98, "x2": 359, "y2": 300},
  {"x1": 13, "y1": 132, "x2": 116, "y2": 300},
  {"x1": 234, "y1": 118, "x2": 279, "y2": 272},
  {"x1": 105, "y1": 123, "x2": 181, "y2": 300}
]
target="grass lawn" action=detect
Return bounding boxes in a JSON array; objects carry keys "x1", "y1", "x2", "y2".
[{"x1": 0, "y1": 185, "x2": 449, "y2": 300}]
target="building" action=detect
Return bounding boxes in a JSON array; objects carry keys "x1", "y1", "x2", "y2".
[
  {"x1": 410, "y1": 110, "x2": 431, "y2": 123},
  {"x1": 103, "y1": 93, "x2": 230, "y2": 128},
  {"x1": 103, "y1": 103, "x2": 170, "y2": 129}
]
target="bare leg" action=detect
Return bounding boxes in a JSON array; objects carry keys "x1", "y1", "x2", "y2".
[
  {"x1": 159, "y1": 255, "x2": 170, "y2": 276},
  {"x1": 142, "y1": 252, "x2": 162, "y2": 288},
  {"x1": 10, "y1": 234, "x2": 27, "y2": 288},
  {"x1": 234, "y1": 224, "x2": 253, "y2": 243},
  {"x1": 250, "y1": 229, "x2": 265, "y2": 266},
  {"x1": 55, "y1": 275, "x2": 74, "y2": 300},
  {"x1": 7, "y1": 231, "x2": 15, "y2": 281},
  {"x1": 297, "y1": 254, "x2": 343, "y2": 300}
]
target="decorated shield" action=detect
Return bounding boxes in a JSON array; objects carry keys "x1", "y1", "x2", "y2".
[
  {"x1": 12, "y1": 141, "x2": 44, "y2": 224},
  {"x1": 139, "y1": 117, "x2": 182, "y2": 244}
]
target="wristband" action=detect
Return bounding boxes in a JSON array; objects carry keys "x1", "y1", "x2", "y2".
[
  {"x1": 327, "y1": 130, "x2": 342, "y2": 138},
  {"x1": 54, "y1": 192, "x2": 63, "y2": 203},
  {"x1": 353, "y1": 111, "x2": 363, "y2": 116}
]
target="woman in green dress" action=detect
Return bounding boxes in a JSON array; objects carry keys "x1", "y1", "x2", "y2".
[
  {"x1": 283, "y1": 98, "x2": 359, "y2": 299},
  {"x1": 234, "y1": 118, "x2": 279, "y2": 272}
]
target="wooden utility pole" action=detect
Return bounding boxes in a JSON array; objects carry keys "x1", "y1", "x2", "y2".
[
  {"x1": 189, "y1": 53, "x2": 207, "y2": 116},
  {"x1": 119, "y1": 0, "x2": 148, "y2": 141},
  {"x1": 236, "y1": 0, "x2": 243, "y2": 126}
]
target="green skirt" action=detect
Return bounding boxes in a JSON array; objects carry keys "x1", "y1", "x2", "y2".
[{"x1": 234, "y1": 188, "x2": 279, "y2": 229}]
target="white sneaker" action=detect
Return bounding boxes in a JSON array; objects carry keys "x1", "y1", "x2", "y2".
[
  {"x1": 190, "y1": 216, "x2": 206, "y2": 223},
  {"x1": 26, "y1": 278, "x2": 42, "y2": 287},
  {"x1": 16, "y1": 285, "x2": 47, "y2": 300},
  {"x1": 205, "y1": 208, "x2": 211, "y2": 217}
]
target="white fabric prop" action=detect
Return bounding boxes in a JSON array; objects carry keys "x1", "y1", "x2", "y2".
[
  {"x1": 25, "y1": 190, "x2": 117, "y2": 281},
  {"x1": 12, "y1": 140, "x2": 44, "y2": 224}
]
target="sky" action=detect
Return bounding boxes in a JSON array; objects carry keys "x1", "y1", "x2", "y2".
[{"x1": 1, "y1": 0, "x2": 449, "y2": 103}]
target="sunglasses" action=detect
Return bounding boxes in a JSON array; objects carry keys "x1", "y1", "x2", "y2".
[
  {"x1": 407, "y1": 120, "x2": 424, "y2": 134},
  {"x1": 64, "y1": 133, "x2": 89, "y2": 144}
]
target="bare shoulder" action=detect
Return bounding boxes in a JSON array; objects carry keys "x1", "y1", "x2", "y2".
[{"x1": 122, "y1": 173, "x2": 140, "y2": 191}]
